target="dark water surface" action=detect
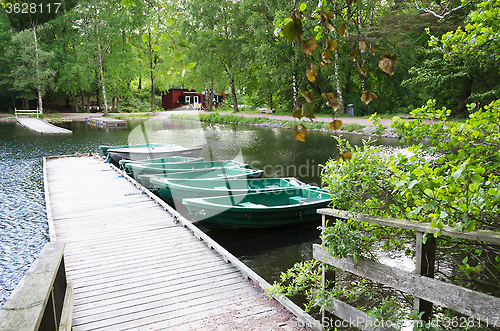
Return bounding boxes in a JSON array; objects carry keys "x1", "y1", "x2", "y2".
[{"x1": 0, "y1": 116, "x2": 402, "y2": 307}]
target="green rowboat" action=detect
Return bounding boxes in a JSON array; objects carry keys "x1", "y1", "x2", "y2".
[
  {"x1": 151, "y1": 177, "x2": 311, "y2": 204},
  {"x1": 137, "y1": 167, "x2": 264, "y2": 188},
  {"x1": 125, "y1": 160, "x2": 248, "y2": 177},
  {"x1": 99, "y1": 143, "x2": 172, "y2": 156},
  {"x1": 182, "y1": 187, "x2": 332, "y2": 228},
  {"x1": 118, "y1": 156, "x2": 204, "y2": 168}
]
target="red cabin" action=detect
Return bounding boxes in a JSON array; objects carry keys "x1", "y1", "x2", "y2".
[{"x1": 161, "y1": 89, "x2": 225, "y2": 110}]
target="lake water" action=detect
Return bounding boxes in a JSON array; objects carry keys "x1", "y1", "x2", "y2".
[{"x1": 0, "y1": 115, "x2": 402, "y2": 307}]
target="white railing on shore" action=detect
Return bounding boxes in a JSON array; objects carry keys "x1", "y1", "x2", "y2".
[{"x1": 15, "y1": 108, "x2": 42, "y2": 118}]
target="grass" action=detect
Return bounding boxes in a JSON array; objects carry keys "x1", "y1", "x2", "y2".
[
  {"x1": 111, "y1": 113, "x2": 152, "y2": 119},
  {"x1": 170, "y1": 113, "x2": 371, "y2": 133}
]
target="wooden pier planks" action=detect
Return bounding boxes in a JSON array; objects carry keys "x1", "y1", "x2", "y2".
[
  {"x1": 44, "y1": 156, "x2": 305, "y2": 330},
  {"x1": 17, "y1": 117, "x2": 72, "y2": 134}
]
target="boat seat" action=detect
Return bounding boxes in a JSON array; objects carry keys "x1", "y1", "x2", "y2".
[
  {"x1": 289, "y1": 196, "x2": 309, "y2": 205},
  {"x1": 213, "y1": 186, "x2": 230, "y2": 190},
  {"x1": 238, "y1": 202, "x2": 267, "y2": 208}
]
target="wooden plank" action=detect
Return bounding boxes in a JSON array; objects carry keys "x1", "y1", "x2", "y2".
[
  {"x1": 72, "y1": 273, "x2": 244, "y2": 318},
  {"x1": 414, "y1": 232, "x2": 436, "y2": 322},
  {"x1": 73, "y1": 282, "x2": 253, "y2": 327},
  {"x1": 0, "y1": 242, "x2": 65, "y2": 331},
  {"x1": 322, "y1": 296, "x2": 396, "y2": 331},
  {"x1": 73, "y1": 291, "x2": 261, "y2": 331},
  {"x1": 65, "y1": 248, "x2": 214, "y2": 280},
  {"x1": 71, "y1": 263, "x2": 237, "y2": 303},
  {"x1": 314, "y1": 244, "x2": 500, "y2": 322},
  {"x1": 72, "y1": 268, "x2": 241, "y2": 308},
  {"x1": 58, "y1": 282, "x2": 74, "y2": 331},
  {"x1": 71, "y1": 259, "x2": 229, "y2": 296},
  {"x1": 318, "y1": 208, "x2": 500, "y2": 245},
  {"x1": 17, "y1": 117, "x2": 72, "y2": 134}
]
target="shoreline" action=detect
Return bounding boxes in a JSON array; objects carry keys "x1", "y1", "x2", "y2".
[{"x1": 0, "y1": 110, "x2": 400, "y2": 139}]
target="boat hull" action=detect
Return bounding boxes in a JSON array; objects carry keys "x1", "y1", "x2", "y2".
[
  {"x1": 107, "y1": 146, "x2": 203, "y2": 166},
  {"x1": 125, "y1": 160, "x2": 247, "y2": 177},
  {"x1": 137, "y1": 168, "x2": 264, "y2": 188},
  {"x1": 182, "y1": 187, "x2": 332, "y2": 229},
  {"x1": 153, "y1": 177, "x2": 310, "y2": 202}
]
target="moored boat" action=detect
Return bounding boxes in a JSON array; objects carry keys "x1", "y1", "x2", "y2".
[
  {"x1": 104, "y1": 144, "x2": 203, "y2": 165},
  {"x1": 151, "y1": 177, "x2": 311, "y2": 203},
  {"x1": 99, "y1": 143, "x2": 173, "y2": 156},
  {"x1": 124, "y1": 160, "x2": 248, "y2": 177},
  {"x1": 137, "y1": 167, "x2": 264, "y2": 188},
  {"x1": 118, "y1": 156, "x2": 205, "y2": 169},
  {"x1": 182, "y1": 187, "x2": 332, "y2": 228}
]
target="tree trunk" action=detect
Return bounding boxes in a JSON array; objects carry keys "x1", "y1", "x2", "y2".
[
  {"x1": 112, "y1": 97, "x2": 115, "y2": 112},
  {"x1": 229, "y1": 76, "x2": 238, "y2": 112},
  {"x1": 292, "y1": 72, "x2": 299, "y2": 111},
  {"x1": 86, "y1": 92, "x2": 91, "y2": 112},
  {"x1": 96, "y1": 87, "x2": 100, "y2": 108},
  {"x1": 268, "y1": 93, "x2": 273, "y2": 111},
  {"x1": 11, "y1": 91, "x2": 16, "y2": 111},
  {"x1": 358, "y1": 8, "x2": 367, "y2": 98},
  {"x1": 332, "y1": 2, "x2": 344, "y2": 114},
  {"x1": 32, "y1": 23, "x2": 43, "y2": 114},
  {"x1": 80, "y1": 90, "x2": 85, "y2": 110},
  {"x1": 95, "y1": 7, "x2": 108, "y2": 116},
  {"x1": 71, "y1": 92, "x2": 78, "y2": 112},
  {"x1": 149, "y1": 34, "x2": 155, "y2": 113},
  {"x1": 458, "y1": 77, "x2": 473, "y2": 113},
  {"x1": 334, "y1": 48, "x2": 345, "y2": 114},
  {"x1": 138, "y1": 72, "x2": 142, "y2": 90},
  {"x1": 116, "y1": 97, "x2": 120, "y2": 111},
  {"x1": 24, "y1": 98, "x2": 29, "y2": 110}
]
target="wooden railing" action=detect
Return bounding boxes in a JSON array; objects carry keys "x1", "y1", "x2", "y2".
[
  {"x1": 0, "y1": 242, "x2": 73, "y2": 331},
  {"x1": 315, "y1": 208, "x2": 500, "y2": 330},
  {"x1": 15, "y1": 108, "x2": 41, "y2": 118}
]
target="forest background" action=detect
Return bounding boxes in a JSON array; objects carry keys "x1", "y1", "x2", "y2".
[{"x1": 0, "y1": 0, "x2": 498, "y2": 118}]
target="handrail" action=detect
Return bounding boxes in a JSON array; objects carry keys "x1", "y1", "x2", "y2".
[
  {"x1": 0, "y1": 241, "x2": 72, "y2": 331},
  {"x1": 315, "y1": 208, "x2": 500, "y2": 330},
  {"x1": 15, "y1": 108, "x2": 41, "y2": 119}
]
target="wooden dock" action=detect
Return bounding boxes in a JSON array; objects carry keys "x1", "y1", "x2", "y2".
[
  {"x1": 43, "y1": 156, "x2": 319, "y2": 330},
  {"x1": 86, "y1": 117, "x2": 127, "y2": 128},
  {"x1": 17, "y1": 117, "x2": 72, "y2": 134}
]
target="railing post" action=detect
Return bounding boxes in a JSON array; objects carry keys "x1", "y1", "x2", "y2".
[{"x1": 414, "y1": 232, "x2": 436, "y2": 322}]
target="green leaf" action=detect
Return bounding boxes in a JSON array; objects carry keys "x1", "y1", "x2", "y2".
[
  {"x1": 152, "y1": 45, "x2": 160, "y2": 52},
  {"x1": 292, "y1": 108, "x2": 303, "y2": 119},
  {"x1": 302, "y1": 102, "x2": 315, "y2": 120},
  {"x1": 121, "y1": 0, "x2": 135, "y2": 7},
  {"x1": 142, "y1": 34, "x2": 148, "y2": 43},
  {"x1": 186, "y1": 62, "x2": 196, "y2": 69},
  {"x1": 471, "y1": 174, "x2": 483, "y2": 183},
  {"x1": 440, "y1": 211, "x2": 448, "y2": 219},
  {"x1": 299, "y1": 3, "x2": 307, "y2": 11},
  {"x1": 469, "y1": 183, "x2": 479, "y2": 191},
  {"x1": 166, "y1": 18, "x2": 173, "y2": 27},
  {"x1": 174, "y1": 52, "x2": 183, "y2": 60},
  {"x1": 282, "y1": 20, "x2": 301, "y2": 42},
  {"x1": 178, "y1": 40, "x2": 188, "y2": 47},
  {"x1": 412, "y1": 168, "x2": 425, "y2": 176}
]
